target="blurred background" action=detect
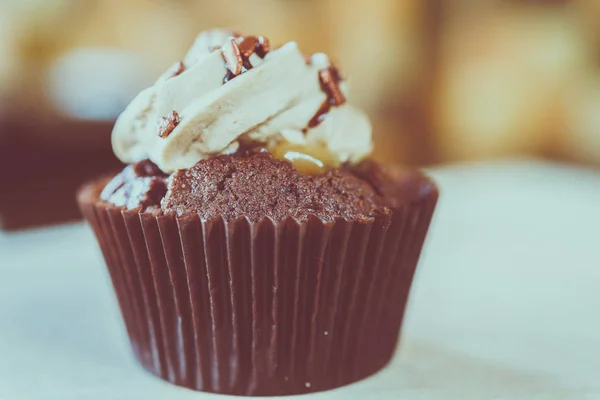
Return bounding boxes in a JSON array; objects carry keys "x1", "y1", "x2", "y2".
[{"x1": 0, "y1": 0, "x2": 598, "y2": 230}]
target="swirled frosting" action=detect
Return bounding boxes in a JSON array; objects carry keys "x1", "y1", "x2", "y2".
[{"x1": 112, "y1": 29, "x2": 373, "y2": 173}]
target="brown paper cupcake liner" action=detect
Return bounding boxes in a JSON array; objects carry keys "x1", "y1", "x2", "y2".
[{"x1": 79, "y1": 186, "x2": 437, "y2": 396}]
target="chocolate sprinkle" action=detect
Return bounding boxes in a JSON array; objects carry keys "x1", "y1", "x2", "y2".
[
  {"x1": 157, "y1": 111, "x2": 180, "y2": 138},
  {"x1": 222, "y1": 35, "x2": 271, "y2": 83},
  {"x1": 255, "y1": 36, "x2": 271, "y2": 58},
  {"x1": 307, "y1": 65, "x2": 346, "y2": 129},
  {"x1": 319, "y1": 67, "x2": 346, "y2": 106},
  {"x1": 222, "y1": 38, "x2": 243, "y2": 76},
  {"x1": 237, "y1": 36, "x2": 258, "y2": 59}
]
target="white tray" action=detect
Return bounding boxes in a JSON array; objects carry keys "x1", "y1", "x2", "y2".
[{"x1": 1, "y1": 160, "x2": 599, "y2": 400}]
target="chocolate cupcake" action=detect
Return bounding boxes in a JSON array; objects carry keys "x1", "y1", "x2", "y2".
[{"x1": 78, "y1": 29, "x2": 438, "y2": 396}]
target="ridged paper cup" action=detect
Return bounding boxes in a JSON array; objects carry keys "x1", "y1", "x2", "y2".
[{"x1": 78, "y1": 175, "x2": 438, "y2": 396}]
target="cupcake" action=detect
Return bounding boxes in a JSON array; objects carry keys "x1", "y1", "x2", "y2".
[{"x1": 78, "y1": 29, "x2": 438, "y2": 396}]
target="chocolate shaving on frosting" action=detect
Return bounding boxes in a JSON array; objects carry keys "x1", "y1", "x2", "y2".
[
  {"x1": 222, "y1": 38, "x2": 243, "y2": 76},
  {"x1": 222, "y1": 35, "x2": 271, "y2": 83},
  {"x1": 237, "y1": 36, "x2": 258, "y2": 59},
  {"x1": 319, "y1": 67, "x2": 346, "y2": 106},
  {"x1": 255, "y1": 36, "x2": 271, "y2": 58},
  {"x1": 157, "y1": 111, "x2": 180, "y2": 138},
  {"x1": 307, "y1": 65, "x2": 346, "y2": 129}
]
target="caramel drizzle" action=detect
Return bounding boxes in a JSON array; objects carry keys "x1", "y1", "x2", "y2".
[
  {"x1": 306, "y1": 65, "x2": 346, "y2": 131},
  {"x1": 222, "y1": 35, "x2": 271, "y2": 83}
]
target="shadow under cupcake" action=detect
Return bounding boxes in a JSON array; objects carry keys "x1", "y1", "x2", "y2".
[{"x1": 78, "y1": 28, "x2": 438, "y2": 397}]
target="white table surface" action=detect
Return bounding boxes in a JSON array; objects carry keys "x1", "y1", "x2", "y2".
[{"x1": 1, "y1": 160, "x2": 599, "y2": 400}]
